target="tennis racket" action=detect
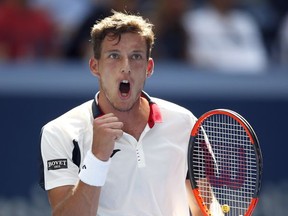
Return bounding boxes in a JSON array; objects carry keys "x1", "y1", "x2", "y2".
[{"x1": 188, "y1": 109, "x2": 263, "y2": 216}]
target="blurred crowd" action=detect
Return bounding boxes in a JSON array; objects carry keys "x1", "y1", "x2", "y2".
[{"x1": 0, "y1": 0, "x2": 288, "y2": 72}]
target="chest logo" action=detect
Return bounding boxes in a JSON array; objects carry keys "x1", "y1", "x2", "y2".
[{"x1": 111, "y1": 149, "x2": 121, "y2": 158}]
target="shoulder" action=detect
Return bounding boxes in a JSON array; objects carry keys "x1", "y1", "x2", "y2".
[
  {"x1": 152, "y1": 97, "x2": 197, "y2": 124},
  {"x1": 42, "y1": 100, "x2": 93, "y2": 136},
  {"x1": 231, "y1": 10, "x2": 259, "y2": 28},
  {"x1": 152, "y1": 97, "x2": 191, "y2": 113},
  {"x1": 183, "y1": 7, "x2": 218, "y2": 31}
]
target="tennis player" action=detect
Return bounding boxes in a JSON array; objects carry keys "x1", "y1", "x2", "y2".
[{"x1": 39, "y1": 11, "x2": 202, "y2": 216}]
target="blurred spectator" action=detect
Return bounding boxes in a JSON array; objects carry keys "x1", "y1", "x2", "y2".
[
  {"x1": 183, "y1": 0, "x2": 268, "y2": 73},
  {"x1": 65, "y1": 0, "x2": 140, "y2": 60},
  {"x1": 240, "y1": 1, "x2": 279, "y2": 63},
  {"x1": 278, "y1": 13, "x2": 288, "y2": 65},
  {"x1": 0, "y1": 0, "x2": 58, "y2": 61},
  {"x1": 29, "y1": 0, "x2": 93, "y2": 54},
  {"x1": 148, "y1": 0, "x2": 190, "y2": 62},
  {"x1": 268, "y1": 0, "x2": 288, "y2": 22}
]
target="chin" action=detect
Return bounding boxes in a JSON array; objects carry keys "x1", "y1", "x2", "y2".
[
  {"x1": 114, "y1": 106, "x2": 133, "y2": 112},
  {"x1": 112, "y1": 100, "x2": 135, "y2": 112}
]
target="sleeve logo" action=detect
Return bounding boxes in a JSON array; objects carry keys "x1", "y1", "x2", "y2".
[{"x1": 47, "y1": 159, "x2": 68, "y2": 170}]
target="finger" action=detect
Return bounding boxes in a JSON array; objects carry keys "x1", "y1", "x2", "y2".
[
  {"x1": 96, "y1": 113, "x2": 116, "y2": 120},
  {"x1": 113, "y1": 129, "x2": 124, "y2": 140},
  {"x1": 94, "y1": 114, "x2": 120, "y2": 124},
  {"x1": 103, "y1": 121, "x2": 124, "y2": 130}
]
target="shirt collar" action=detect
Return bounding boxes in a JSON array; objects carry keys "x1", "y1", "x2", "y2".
[{"x1": 92, "y1": 91, "x2": 162, "y2": 128}]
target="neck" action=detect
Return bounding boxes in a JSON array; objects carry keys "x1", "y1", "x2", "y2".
[
  {"x1": 119, "y1": 98, "x2": 150, "y2": 140},
  {"x1": 98, "y1": 93, "x2": 150, "y2": 140},
  {"x1": 119, "y1": 97, "x2": 149, "y2": 122}
]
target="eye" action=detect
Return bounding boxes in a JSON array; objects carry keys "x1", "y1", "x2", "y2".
[
  {"x1": 131, "y1": 53, "x2": 143, "y2": 60},
  {"x1": 108, "y1": 53, "x2": 119, "y2": 59}
]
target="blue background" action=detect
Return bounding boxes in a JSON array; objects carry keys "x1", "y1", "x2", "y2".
[{"x1": 1, "y1": 61, "x2": 287, "y2": 215}]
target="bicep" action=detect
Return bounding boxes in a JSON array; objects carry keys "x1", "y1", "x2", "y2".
[
  {"x1": 48, "y1": 185, "x2": 74, "y2": 211},
  {"x1": 47, "y1": 181, "x2": 102, "y2": 216}
]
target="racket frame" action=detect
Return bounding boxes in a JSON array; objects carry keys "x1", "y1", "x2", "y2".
[{"x1": 188, "y1": 109, "x2": 263, "y2": 216}]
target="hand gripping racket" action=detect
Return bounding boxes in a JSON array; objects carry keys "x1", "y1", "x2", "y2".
[{"x1": 188, "y1": 109, "x2": 263, "y2": 216}]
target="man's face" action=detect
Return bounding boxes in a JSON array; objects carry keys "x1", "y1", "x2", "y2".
[{"x1": 92, "y1": 32, "x2": 154, "y2": 112}]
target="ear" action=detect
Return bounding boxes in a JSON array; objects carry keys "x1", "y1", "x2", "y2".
[
  {"x1": 146, "y1": 58, "x2": 154, "y2": 78},
  {"x1": 89, "y1": 57, "x2": 100, "y2": 77}
]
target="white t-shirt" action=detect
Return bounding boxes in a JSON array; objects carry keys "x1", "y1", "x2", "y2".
[
  {"x1": 183, "y1": 6, "x2": 267, "y2": 73},
  {"x1": 40, "y1": 92, "x2": 197, "y2": 216}
]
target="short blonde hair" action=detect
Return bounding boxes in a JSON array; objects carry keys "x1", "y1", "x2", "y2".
[{"x1": 90, "y1": 11, "x2": 154, "y2": 59}]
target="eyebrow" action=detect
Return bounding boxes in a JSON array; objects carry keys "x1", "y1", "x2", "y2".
[
  {"x1": 105, "y1": 49, "x2": 120, "y2": 53},
  {"x1": 104, "y1": 49, "x2": 145, "y2": 54},
  {"x1": 131, "y1": 50, "x2": 145, "y2": 53}
]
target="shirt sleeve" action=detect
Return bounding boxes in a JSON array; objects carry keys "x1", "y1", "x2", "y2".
[{"x1": 40, "y1": 122, "x2": 80, "y2": 190}]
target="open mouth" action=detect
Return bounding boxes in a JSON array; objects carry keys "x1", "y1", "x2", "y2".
[{"x1": 119, "y1": 80, "x2": 130, "y2": 96}]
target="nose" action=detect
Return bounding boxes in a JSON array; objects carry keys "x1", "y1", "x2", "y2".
[{"x1": 121, "y1": 57, "x2": 131, "y2": 74}]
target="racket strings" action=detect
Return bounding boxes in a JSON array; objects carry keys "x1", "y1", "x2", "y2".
[{"x1": 193, "y1": 114, "x2": 258, "y2": 216}]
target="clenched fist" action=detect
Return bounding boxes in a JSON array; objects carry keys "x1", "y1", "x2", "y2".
[{"x1": 91, "y1": 113, "x2": 123, "y2": 161}]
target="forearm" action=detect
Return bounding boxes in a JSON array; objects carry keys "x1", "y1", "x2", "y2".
[
  {"x1": 48, "y1": 113, "x2": 121, "y2": 216},
  {"x1": 186, "y1": 180, "x2": 203, "y2": 216},
  {"x1": 50, "y1": 181, "x2": 101, "y2": 216}
]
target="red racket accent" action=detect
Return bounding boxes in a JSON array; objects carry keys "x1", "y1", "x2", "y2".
[{"x1": 188, "y1": 109, "x2": 263, "y2": 216}]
